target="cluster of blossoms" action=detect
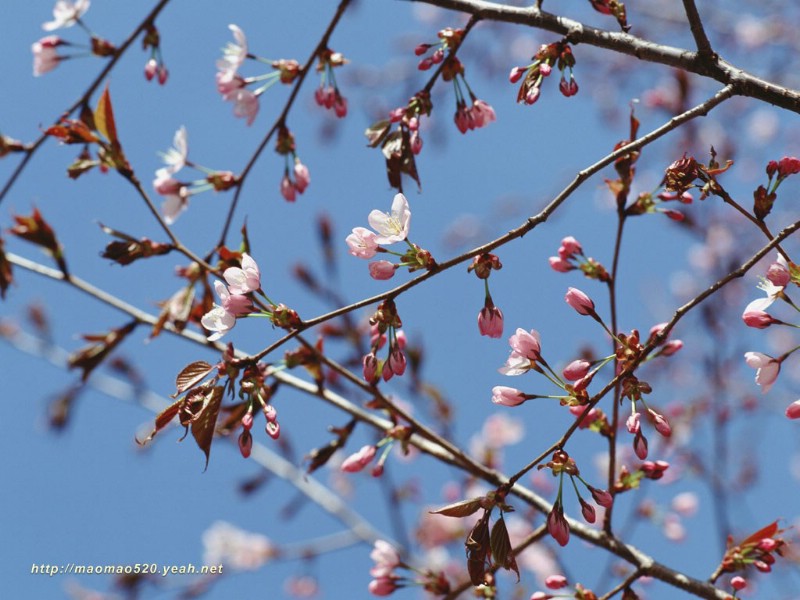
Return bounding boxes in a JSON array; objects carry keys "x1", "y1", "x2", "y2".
[
  {"x1": 509, "y1": 41, "x2": 578, "y2": 106},
  {"x1": 152, "y1": 127, "x2": 238, "y2": 223},
  {"x1": 752, "y1": 156, "x2": 800, "y2": 220},
  {"x1": 741, "y1": 249, "x2": 800, "y2": 419},
  {"x1": 215, "y1": 24, "x2": 301, "y2": 126},
  {"x1": 346, "y1": 194, "x2": 435, "y2": 281},
  {"x1": 142, "y1": 22, "x2": 168, "y2": 84},
  {"x1": 469, "y1": 253, "x2": 504, "y2": 338},
  {"x1": 539, "y1": 450, "x2": 613, "y2": 546},
  {"x1": 548, "y1": 236, "x2": 610, "y2": 281},
  {"x1": 235, "y1": 360, "x2": 282, "y2": 453},
  {"x1": 200, "y1": 253, "x2": 260, "y2": 340},
  {"x1": 275, "y1": 127, "x2": 311, "y2": 202},
  {"x1": 717, "y1": 521, "x2": 788, "y2": 581},
  {"x1": 202, "y1": 521, "x2": 275, "y2": 571},
  {"x1": 314, "y1": 48, "x2": 348, "y2": 117},
  {"x1": 362, "y1": 301, "x2": 408, "y2": 384},
  {"x1": 32, "y1": 0, "x2": 118, "y2": 77},
  {"x1": 366, "y1": 539, "x2": 450, "y2": 597}
]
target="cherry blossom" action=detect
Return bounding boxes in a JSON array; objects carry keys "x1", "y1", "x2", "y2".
[
  {"x1": 498, "y1": 352, "x2": 533, "y2": 376},
  {"x1": 160, "y1": 190, "x2": 190, "y2": 225},
  {"x1": 565, "y1": 287, "x2": 595, "y2": 315},
  {"x1": 214, "y1": 280, "x2": 252, "y2": 316},
  {"x1": 491, "y1": 385, "x2": 526, "y2": 407},
  {"x1": 562, "y1": 359, "x2": 590, "y2": 381},
  {"x1": 340, "y1": 444, "x2": 377, "y2": 472},
  {"x1": 200, "y1": 305, "x2": 235, "y2": 341},
  {"x1": 766, "y1": 254, "x2": 790, "y2": 287},
  {"x1": 224, "y1": 253, "x2": 261, "y2": 294},
  {"x1": 293, "y1": 161, "x2": 310, "y2": 193},
  {"x1": 744, "y1": 351, "x2": 781, "y2": 393},
  {"x1": 229, "y1": 88, "x2": 259, "y2": 126},
  {"x1": 368, "y1": 193, "x2": 411, "y2": 245},
  {"x1": 202, "y1": 521, "x2": 273, "y2": 571},
  {"x1": 217, "y1": 24, "x2": 248, "y2": 75},
  {"x1": 32, "y1": 36, "x2": 63, "y2": 76},
  {"x1": 369, "y1": 260, "x2": 396, "y2": 280},
  {"x1": 370, "y1": 540, "x2": 400, "y2": 572},
  {"x1": 346, "y1": 227, "x2": 379, "y2": 259},
  {"x1": 478, "y1": 305, "x2": 504, "y2": 338},
  {"x1": 547, "y1": 505, "x2": 569, "y2": 546},
  {"x1": 508, "y1": 328, "x2": 542, "y2": 361},
  {"x1": 42, "y1": 0, "x2": 90, "y2": 32},
  {"x1": 544, "y1": 575, "x2": 567, "y2": 590},
  {"x1": 160, "y1": 126, "x2": 188, "y2": 175}
]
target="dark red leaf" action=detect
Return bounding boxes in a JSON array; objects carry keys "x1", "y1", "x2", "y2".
[
  {"x1": 429, "y1": 497, "x2": 484, "y2": 518},
  {"x1": 175, "y1": 360, "x2": 215, "y2": 395},
  {"x1": 191, "y1": 386, "x2": 224, "y2": 470}
]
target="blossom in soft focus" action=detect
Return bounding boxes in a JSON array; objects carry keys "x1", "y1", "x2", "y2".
[
  {"x1": 224, "y1": 253, "x2": 261, "y2": 294},
  {"x1": 370, "y1": 540, "x2": 400, "y2": 571},
  {"x1": 498, "y1": 352, "x2": 533, "y2": 376},
  {"x1": 43, "y1": 0, "x2": 90, "y2": 31},
  {"x1": 786, "y1": 400, "x2": 800, "y2": 420},
  {"x1": 346, "y1": 227, "x2": 379, "y2": 259},
  {"x1": 340, "y1": 444, "x2": 377, "y2": 472},
  {"x1": 230, "y1": 88, "x2": 259, "y2": 126},
  {"x1": 478, "y1": 305, "x2": 504, "y2": 338},
  {"x1": 544, "y1": 575, "x2": 567, "y2": 590},
  {"x1": 293, "y1": 161, "x2": 310, "y2": 193},
  {"x1": 491, "y1": 385, "x2": 526, "y2": 407},
  {"x1": 766, "y1": 254, "x2": 790, "y2": 287},
  {"x1": 217, "y1": 24, "x2": 248, "y2": 75},
  {"x1": 160, "y1": 190, "x2": 189, "y2": 225},
  {"x1": 160, "y1": 126, "x2": 188, "y2": 175},
  {"x1": 200, "y1": 305, "x2": 235, "y2": 341},
  {"x1": 368, "y1": 193, "x2": 411, "y2": 245},
  {"x1": 202, "y1": 521, "x2": 273, "y2": 571},
  {"x1": 32, "y1": 36, "x2": 63, "y2": 76},
  {"x1": 744, "y1": 351, "x2": 780, "y2": 394}
]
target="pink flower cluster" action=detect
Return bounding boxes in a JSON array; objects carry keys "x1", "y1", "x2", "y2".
[
  {"x1": 368, "y1": 540, "x2": 402, "y2": 596},
  {"x1": 314, "y1": 86, "x2": 347, "y2": 117},
  {"x1": 498, "y1": 328, "x2": 542, "y2": 377},
  {"x1": 216, "y1": 25, "x2": 259, "y2": 125},
  {"x1": 548, "y1": 236, "x2": 583, "y2": 273},
  {"x1": 32, "y1": 1, "x2": 94, "y2": 77},
  {"x1": 346, "y1": 194, "x2": 411, "y2": 281},
  {"x1": 363, "y1": 323, "x2": 408, "y2": 384},
  {"x1": 280, "y1": 160, "x2": 311, "y2": 202},
  {"x1": 453, "y1": 99, "x2": 496, "y2": 134},
  {"x1": 200, "y1": 254, "x2": 260, "y2": 340}
]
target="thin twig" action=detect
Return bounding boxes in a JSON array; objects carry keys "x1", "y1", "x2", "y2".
[{"x1": 681, "y1": 0, "x2": 714, "y2": 57}]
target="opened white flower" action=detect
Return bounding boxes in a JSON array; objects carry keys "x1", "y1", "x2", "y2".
[
  {"x1": 42, "y1": 0, "x2": 90, "y2": 31},
  {"x1": 159, "y1": 126, "x2": 188, "y2": 175},
  {"x1": 217, "y1": 24, "x2": 248, "y2": 75},
  {"x1": 224, "y1": 253, "x2": 261, "y2": 295},
  {"x1": 201, "y1": 305, "x2": 235, "y2": 341},
  {"x1": 368, "y1": 193, "x2": 411, "y2": 245}
]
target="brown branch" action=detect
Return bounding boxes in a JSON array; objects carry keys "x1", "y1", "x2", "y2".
[
  {"x1": 681, "y1": 0, "x2": 714, "y2": 57},
  {"x1": 406, "y1": 0, "x2": 800, "y2": 113}
]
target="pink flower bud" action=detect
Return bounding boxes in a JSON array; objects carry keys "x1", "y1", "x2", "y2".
[
  {"x1": 560, "y1": 236, "x2": 582, "y2": 257},
  {"x1": 757, "y1": 538, "x2": 778, "y2": 552},
  {"x1": 157, "y1": 65, "x2": 169, "y2": 85},
  {"x1": 414, "y1": 43, "x2": 431, "y2": 56},
  {"x1": 333, "y1": 94, "x2": 348, "y2": 118},
  {"x1": 508, "y1": 328, "x2": 541, "y2": 361},
  {"x1": 786, "y1": 399, "x2": 800, "y2": 419},
  {"x1": 293, "y1": 161, "x2": 310, "y2": 193},
  {"x1": 508, "y1": 66, "x2": 526, "y2": 83},
  {"x1": 363, "y1": 352, "x2": 379, "y2": 383},
  {"x1": 341, "y1": 444, "x2": 377, "y2": 472},
  {"x1": 547, "y1": 505, "x2": 570, "y2": 547},
  {"x1": 626, "y1": 412, "x2": 641, "y2": 434},
  {"x1": 767, "y1": 260, "x2": 790, "y2": 287},
  {"x1": 549, "y1": 256, "x2": 573, "y2": 272},
  {"x1": 730, "y1": 576, "x2": 747, "y2": 591},
  {"x1": 263, "y1": 404, "x2": 277, "y2": 422},
  {"x1": 410, "y1": 130, "x2": 422, "y2": 155},
  {"x1": 633, "y1": 431, "x2": 648, "y2": 460},
  {"x1": 565, "y1": 287, "x2": 595, "y2": 316},
  {"x1": 590, "y1": 487, "x2": 614, "y2": 508},
  {"x1": 144, "y1": 58, "x2": 157, "y2": 81},
  {"x1": 754, "y1": 560, "x2": 771, "y2": 573},
  {"x1": 369, "y1": 576, "x2": 398, "y2": 596},
  {"x1": 388, "y1": 348, "x2": 407, "y2": 376},
  {"x1": 525, "y1": 86, "x2": 541, "y2": 105},
  {"x1": 530, "y1": 593, "x2": 552, "y2": 600},
  {"x1": 742, "y1": 309, "x2": 775, "y2": 329},
  {"x1": 266, "y1": 420, "x2": 280, "y2": 439},
  {"x1": 381, "y1": 360, "x2": 394, "y2": 382},
  {"x1": 241, "y1": 412, "x2": 254, "y2": 430},
  {"x1": 238, "y1": 430, "x2": 252, "y2": 458},
  {"x1": 650, "y1": 410, "x2": 672, "y2": 437},
  {"x1": 562, "y1": 359, "x2": 590, "y2": 381},
  {"x1": 280, "y1": 174, "x2": 297, "y2": 202},
  {"x1": 418, "y1": 57, "x2": 433, "y2": 70},
  {"x1": 491, "y1": 386, "x2": 526, "y2": 407},
  {"x1": 544, "y1": 575, "x2": 567, "y2": 590},
  {"x1": 580, "y1": 499, "x2": 596, "y2": 523},
  {"x1": 431, "y1": 48, "x2": 444, "y2": 64},
  {"x1": 369, "y1": 260, "x2": 396, "y2": 280},
  {"x1": 539, "y1": 63, "x2": 552, "y2": 77},
  {"x1": 478, "y1": 305, "x2": 504, "y2": 338},
  {"x1": 660, "y1": 340, "x2": 683, "y2": 356}
]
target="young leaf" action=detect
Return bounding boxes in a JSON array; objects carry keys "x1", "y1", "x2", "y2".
[
  {"x1": 94, "y1": 84, "x2": 118, "y2": 146},
  {"x1": 175, "y1": 360, "x2": 215, "y2": 395},
  {"x1": 429, "y1": 497, "x2": 484, "y2": 518},
  {"x1": 490, "y1": 516, "x2": 520, "y2": 581},
  {"x1": 465, "y1": 512, "x2": 490, "y2": 586},
  {"x1": 191, "y1": 386, "x2": 224, "y2": 470},
  {"x1": 137, "y1": 397, "x2": 184, "y2": 445}
]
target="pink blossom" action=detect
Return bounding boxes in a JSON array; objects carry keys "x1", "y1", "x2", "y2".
[
  {"x1": 565, "y1": 287, "x2": 595, "y2": 315},
  {"x1": 409, "y1": 131, "x2": 422, "y2": 155},
  {"x1": 346, "y1": 227, "x2": 379, "y2": 259},
  {"x1": 508, "y1": 66, "x2": 525, "y2": 83},
  {"x1": 32, "y1": 37, "x2": 63, "y2": 76},
  {"x1": 580, "y1": 499, "x2": 596, "y2": 523},
  {"x1": 43, "y1": 0, "x2": 90, "y2": 31},
  {"x1": 224, "y1": 253, "x2": 261, "y2": 294},
  {"x1": 340, "y1": 444, "x2": 377, "y2": 472},
  {"x1": 544, "y1": 575, "x2": 567, "y2": 590},
  {"x1": 153, "y1": 168, "x2": 183, "y2": 196},
  {"x1": 547, "y1": 505, "x2": 569, "y2": 546},
  {"x1": 559, "y1": 76, "x2": 579, "y2": 97},
  {"x1": 670, "y1": 492, "x2": 698, "y2": 517},
  {"x1": 333, "y1": 94, "x2": 348, "y2": 118},
  {"x1": 767, "y1": 255, "x2": 790, "y2": 287},
  {"x1": 315, "y1": 86, "x2": 334, "y2": 108},
  {"x1": 649, "y1": 410, "x2": 672, "y2": 437},
  {"x1": 201, "y1": 305, "x2": 236, "y2": 341},
  {"x1": 626, "y1": 412, "x2": 641, "y2": 434},
  {"x1": 370, "y1": 540, "x2": 400, "y2": 570},
  {"x1": 548, "y1": 256, "x2": 573, "y2": 272},
  {"x1": 368, "y1": 194, "x2": 411, "y2": 245},
  {"x1": 294, "y1": 161, "x2": 310, "y2": 193},
  {"x1": 368, "y1": 576, "x2": 398, "y2": 596},
  {"x1": 570, "y1": 405, "x2": 599, "y2": 428},
  {"x1": 280, "y1": 174, "x2": 296, "y2": 202},
  {"x1": 230, "y1": 88, "x2": 259, "y2": 126},
  {"x1": 369, "y1": 260, "x2": 396, "y2": 280},
  {"x1": 217, "y1": 24, "x2": 248, "y2": 75},
  {"x1": 160, "y1": 126, "x2": 188, "y2": 175},
  {"x1": 491, "y1": 386, "x2": 526, "y2": 407},
  {"x1": 744, "y1": 351, "x2": 780, "y2": 393},
  {"x1": 157, "y1": 65, "x2": 169, "y2": 85},
  {"x1": 144, "y1": 58, "x2": 158, "y2": 81},
  {"x1": 216, "y1": 70, "x2": 245, "y2": 98},
  {"x1": 161, "y1": 191, "x2": 189, "y2": 225},
  {"x1": 498, "y1": 352, "x2": 532, "y2": 376},
  {"x1": 540, "y1": 63, "x2": 553, "y2": 77},
  {"x1": 786, "y1": 399, "x2": 800, "y2": 419},
  {"x1": 214, "y1": 281, "x2": 253, "y2": 316},
  {"x1": 478, "y1": 305, "x2": 504, "y2": 338},
  {"x1": 238, "y1": 430, "x2": 252, "y2": 458},
  {"x1": 731, "y1": 576, "x2": 747, "y2": 591},
  {"x1": 388, "y1": 348, "x2": 407, "y2": 376},
  {"x1": 202, "y1": 521, "x2": 273, "y2": 570},
  {"x1": 633, "y1": 431, "x2": 648, "y2": 459},
  {"x1": 363, "y1": 352, "x2": 378, "y2": 383},
  {"x1": 660, "y1": 340, "x2": 683, "y2": 356},
  {"x1": 562, "y1": 359, "x2": 590, "y2": 381},
  {"x1": 508, "y1": 328, "x2": 541, "y2": 361},
  {"x1": 471, "y1": 99, "x2": 496, "y2": 129},
  {"x1": 590, "y1": 487, "x2": 613, "y2": 508},
  {"x1": 560, "y1": 236, "x2": 582, "y2": 257},
  {"x1": 524, "y1": 87, "x2": 541, "y2": 105}
]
